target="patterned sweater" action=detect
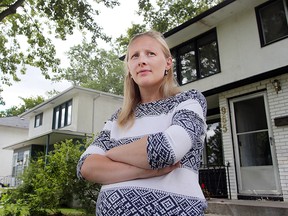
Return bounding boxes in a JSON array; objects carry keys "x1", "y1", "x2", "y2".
[{"x1": 77, "y1": 89, "x2": 207, "y2": 215}]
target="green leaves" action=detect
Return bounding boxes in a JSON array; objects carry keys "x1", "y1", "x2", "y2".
[
  {"x1": 0, "y1": 0, "x2": 119, "y2": 88},
  {"x1": 1, "y1": 139, "x2": 100, "y2": 215},
  {"x1": 137, "y1": 0, "x2": 223, "y2": 33},
  {"x1": 55, "y1": 40, "x2": 125, "y2": 95},
  {"x1": 0, "y1": 95, "x2": 45, "y2": 117}
]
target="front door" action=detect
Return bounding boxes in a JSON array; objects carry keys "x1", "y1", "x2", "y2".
[{"x1": 230, "y1": 92, "x2": 281, "y2": 195}]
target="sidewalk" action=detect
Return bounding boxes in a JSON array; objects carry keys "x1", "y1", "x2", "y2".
[{"x1": 205, "y1": 198, "x2": 288, "y2": 216}]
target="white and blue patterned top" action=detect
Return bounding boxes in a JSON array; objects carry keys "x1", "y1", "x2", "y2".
[{"x1": 77, "y1": 89, "x2": 207, "y2": 215}]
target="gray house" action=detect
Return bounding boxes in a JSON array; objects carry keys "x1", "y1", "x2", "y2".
[{"x1": 164, "y1": 0, "x2": 288, "y2": 202}]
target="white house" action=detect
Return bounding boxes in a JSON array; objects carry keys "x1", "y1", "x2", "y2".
[
  {"x1": 3, "y1": 0, "x2": 288, "y2": 203},
  {"x1": 0, "y1": 116, "x2": 29, "y2": 186},
  {"x1": 164, "y1": 0, "x2": 288, "y2": 202},
  {"x1": 3, "y1": 86, "x2": 123, "y2": 186}
]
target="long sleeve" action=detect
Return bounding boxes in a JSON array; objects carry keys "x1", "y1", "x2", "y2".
[{"x1": 147, "y1": 90, "x2": 207, "y2": 169}]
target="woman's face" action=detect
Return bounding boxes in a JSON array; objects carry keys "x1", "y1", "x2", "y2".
[{"x1": 127, "y1": 35, "x2": 172, "y2": 90}]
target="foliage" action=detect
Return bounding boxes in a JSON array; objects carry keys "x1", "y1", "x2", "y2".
[
  {"x1": 115, "y1": 0, "x2": 223, "y2": 52},
  {"x1": 137, "y1": 0, "x2": 223, "y2": 32},
  {"x1": 206, "y1": 123, "x2": 223, "y2": 165},
  {"x1": 0, "y1": 95, "x2": 45, "y2": 117},
  {"x1": 54, "y1": 41, "x2": 125, "y2": 95},
  {"x1": 114, "y1": 23, "x2": 147, "y2": 55},
  {"x1": 0, "y1": 0, "x2": 120, "y2": 87},
  {"x1": 1, "y1": 139, "x2": 101, "y2": 215}
]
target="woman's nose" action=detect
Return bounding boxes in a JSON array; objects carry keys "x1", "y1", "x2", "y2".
[{"x1": 138, "y1": 55, "x2": 147, "y2": 66}]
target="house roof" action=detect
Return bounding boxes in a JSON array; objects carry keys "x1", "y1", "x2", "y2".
[
  {"x1": 20, "y1": 85, "x2": 123, "y2": 118},
  {"x1": 0, "y1": 116, "x2": 29, "y2": 129}
]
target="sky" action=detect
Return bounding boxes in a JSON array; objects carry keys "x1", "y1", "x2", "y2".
[{"x1": 0, "y1": 0, "x2": 143, "y2": 111}]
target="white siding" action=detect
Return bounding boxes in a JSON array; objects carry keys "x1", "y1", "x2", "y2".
[
  {"x1": 0, "y1": 126, "x2": 28, "y2": 177},
  {"x1": 181, "y1": 0, "x2": 288, "y2": 93},
  {"x1": 219, "y1": 73, "x2": 288, "y2": 201}
]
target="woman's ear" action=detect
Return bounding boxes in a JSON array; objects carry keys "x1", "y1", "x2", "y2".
[{"x1": 166, "y1": 57, "x2": 173, "y2": 70}]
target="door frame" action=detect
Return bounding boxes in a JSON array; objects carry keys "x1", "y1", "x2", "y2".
[{"x1": 229, "y1": 91, "x2": 281, "y2": 195}]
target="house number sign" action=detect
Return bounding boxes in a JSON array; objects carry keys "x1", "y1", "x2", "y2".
[{"x1": 221, "y1": 107, "x2": 228, "y2": 133}]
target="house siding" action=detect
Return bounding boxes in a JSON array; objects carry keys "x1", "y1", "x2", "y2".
[
  {"x1": 268, "y1": 74, "x2": 288, "y2": 201},
  {"x1": 219, "y1": 73, "x2": 288, "y2": 201},
  {"x1": 0, "y1": 126, "x2": 28, "y2": 177}
]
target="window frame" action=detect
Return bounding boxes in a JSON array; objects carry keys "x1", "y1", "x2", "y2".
[
  {"x1": 171, "y1": 28, "x2": 221, "y2": 86},
  {"x1": 34, "y1": 113, "x2": 43, "y2": 128},
  {"x1": 52, "y1": 100, "x2": 73, "y2": 129},
  {"x1": 256, "y1": 0, "x2": 288, "y2": 47}
]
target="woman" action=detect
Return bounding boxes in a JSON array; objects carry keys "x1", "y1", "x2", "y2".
[{"x1": 77, "y1": 30, "x2": 207, "y2": 215}]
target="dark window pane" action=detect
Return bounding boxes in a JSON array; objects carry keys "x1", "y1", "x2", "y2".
[
  {"x1": 179, "y1": 43, "x2": 197, "y2": 84},
  {"x1": 53, "y1": 100, "x2": 72, "y2": 129},
  {"x1": 206, "y1": 122, "x2": 223, "y2": 165},
  {"x1": 198, "y1": 32, "x2": 220, "y2": 78},
  {"x1": 54, "y1": 107, "x2": 60, "y2": 129},
  {"x1": 238, "y1": 132, "x2": 272, "y2": 166},
  {"x1": 234, "y1": 96, "x2": 268, "y2": 133},
  {"x1": 34, "y1": 113, "x2": 43, "y2": 127},
  {"x1": 259, "y1": 0, "x2": 288, "y2": 44},
  {"x1": 67, "y1": 101, "x2": 72, "y2": 125},
  {"x1": 60, "y1": 104, "x2": 66, "y2": 127}
]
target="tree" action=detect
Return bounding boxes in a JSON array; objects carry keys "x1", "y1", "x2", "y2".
[
  {"x1": 114, "y1": 23, "x2": 147, "y2": 55},
  {"x1": 206, "y1": 123, "x2": 223, "y2": 165},
  {"x1": 137, "y1": 0, "x2": 223, "y2": 33},
  {"x1": 54, "y1": 41, "x2": 125, "y2": 95},
  {"x1": 114, "y1": 0, "x2": 223, "y2": 52},
  {"x1": 0, "y1": 95, "x2": 45, "y2": 117},
  {"x1": 0, "y1": 0, "x2": 120, "y2": 87},
  {"x1": 1, "y1": 139, "x2": 100, "y2": 215}
]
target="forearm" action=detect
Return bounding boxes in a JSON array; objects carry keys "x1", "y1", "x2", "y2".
[
  {"x1": 81, "y1": 154, "x2": 144, "y2": 184},
  {"x1": 80, "y1": 154, "x2": 177, "y2": 185},
  {"x1": 106, "y1": 136, "x2": 151, "y2": 169}
]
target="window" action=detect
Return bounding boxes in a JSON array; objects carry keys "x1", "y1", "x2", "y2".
[
  {"x1": 53, "y1": 100, "x2": 72, "y2": 129},
  {"x1": 172, "y1": 29, "x2": 220, "y2": 85},
  {"x1": 256, "y1": 0, "x2": 288, "y2": 46},
  {"x1": 203, "y1": 121, "x2": 224, "y2": 166},
  {"x1": 34, "y1": 113, "x2": 43, "y2": 127}
]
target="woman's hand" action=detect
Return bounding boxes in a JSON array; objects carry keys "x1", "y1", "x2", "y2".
[{"x1": 138, "y1": 162, "x2": 180, "y2": 179}]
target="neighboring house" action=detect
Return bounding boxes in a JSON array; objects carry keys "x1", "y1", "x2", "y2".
[
  {"x1": 4, "y1": 86, "x2": 123, "y2": 186},
  {"x1": 163, "y1": 0, "x2": 288, "y2": 202},
  {"x1": 0, "y1": 116, "x2": 29, "y2": 186}
]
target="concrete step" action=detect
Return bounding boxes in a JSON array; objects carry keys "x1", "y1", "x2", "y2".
[{"x1": 205, "y1": 198, "x2": 288, "y2": 216}]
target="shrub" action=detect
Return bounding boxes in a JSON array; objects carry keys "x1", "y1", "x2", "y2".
[{"x1": 1, "y1": 139, "x2": 101, "y2": 215}]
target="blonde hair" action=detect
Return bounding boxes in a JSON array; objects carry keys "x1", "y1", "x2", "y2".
[{"x1": 117, "y1": 30, "x2": 181, "y2": 127}]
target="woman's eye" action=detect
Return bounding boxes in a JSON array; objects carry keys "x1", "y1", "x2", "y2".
[{"x1": 130, "y1": 54, "x2": 138, "y2": 59}]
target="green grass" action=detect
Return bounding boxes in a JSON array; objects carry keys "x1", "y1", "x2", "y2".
[
  {"x1": 51, "y1": 208, "x2": 93, "y2": 216},
  {"x1": 0, "y1": 206, "x2": 94, "y2": 216}
]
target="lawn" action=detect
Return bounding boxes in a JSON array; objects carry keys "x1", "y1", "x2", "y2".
[{"x1": 0, "y1": 206, "x2": 94, "y2": 216}]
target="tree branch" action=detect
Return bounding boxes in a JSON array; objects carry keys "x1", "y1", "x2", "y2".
[{"x1": 0, "y1": 0, "x2": 25, "y2": 22}]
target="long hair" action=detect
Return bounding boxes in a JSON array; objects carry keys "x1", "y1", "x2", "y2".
[{"x1": 117, "y1": 30, "x2": 181, "y2": 128}]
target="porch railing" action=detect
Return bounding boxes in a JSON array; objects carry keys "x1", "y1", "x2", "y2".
[
  {"x1": 199, "y1": 163, "x2": 231, "y2": 199},
  {"x1": 0, "y1": 175, "x2": 14, "y2": 187}
]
